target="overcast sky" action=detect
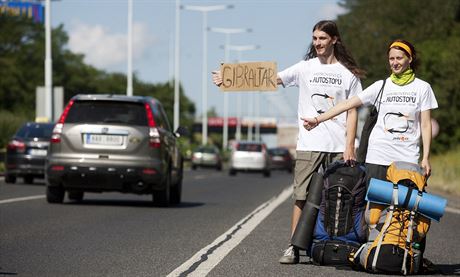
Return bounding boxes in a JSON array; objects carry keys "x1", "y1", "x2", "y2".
[{"x1": 51, "y1": 0, "x2": 346, "y2": 123}]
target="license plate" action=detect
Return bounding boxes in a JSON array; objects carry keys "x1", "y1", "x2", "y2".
[
  {"x1": 29, "y1": 149, "x2": 47, "y2": 156},
  {"x1": 85, "y1": 134, "x2": 123, "y2": 146}
]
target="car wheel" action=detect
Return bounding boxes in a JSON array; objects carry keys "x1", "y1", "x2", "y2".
[
  {"x1": 170, "y1": 163, "x2": 183, "y2": 205},
  {"x1": 5, "y1": 174, "x2": 16, "y2": 184},
  {"x1": 153, "y1": 170, "x2": 171, "y2": 207},
  {"x1": 170, "y1": 178, "x2": 182, "y2": 205},
  {"x1": 46, "y1": 186, "x2": 65, "y2": 203},
  {"x1": 68, "y1": 191, "x2": 84, "y2": 202},
  {"x1": 229, "y1": 169, "x2": 236, "y2": 176},
  {"x1": 24, "y1": 175, "x2": 34, "y2": 184},
  {"x1": 263, "y1": 170, "x2": 271, "y2": 178},
  {"x1": 192, "y1": 164, "x2": 197, "y2": 170}
]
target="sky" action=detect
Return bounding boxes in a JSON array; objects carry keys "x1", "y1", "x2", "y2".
[{"x1": 50, "y1": 0, "x2": 346, "y2": 124}]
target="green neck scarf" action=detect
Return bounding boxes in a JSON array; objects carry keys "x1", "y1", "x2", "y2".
[{"x1": 390, "y1": 68, "x2": 415, "y2": 86}]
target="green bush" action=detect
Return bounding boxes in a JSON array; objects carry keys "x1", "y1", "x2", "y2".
[
  {"x1": 0, "y1": 111, "x2": 28, "y2": 148},
  {"x1": 429, "y1": 145, "x2": 460, "y2": 195}
]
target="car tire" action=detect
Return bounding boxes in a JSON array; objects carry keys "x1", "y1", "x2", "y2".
[
  {"x1": 153, "y1": 170, "x2": 171, "y2": 207},
  {"x1": 24, "y1": 175, "x2": 34, "y2": 184},
  {"x1": 46, "y1": 186, "x2": 65, "y2": 203},
  {"x1": 68, "y1": 191, "x2": 84, "y2": 202},
  {"x1": 229, "y1": 169, "x2": 236, "y2": 176},
  {"x1": 171, "y1": 162, "x2": 183, "y2": 205},
  {"x1": 192, "y1": 164, "x2": 197, "y2": 170},
  {"x1": 263, "y1": 170, "x2": 271, "y2": 178},
  {"x1": 5, "y1": 174, "x2": 16, "y2": 184}
]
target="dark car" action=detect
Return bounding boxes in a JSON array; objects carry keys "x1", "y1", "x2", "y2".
[
  {"x1": 191, "y1": 145, "x2": 222, "y2": 170},
  {"x1": 5, "y1": 122, "x2": 55, "y2": 184},
  {"x1": 45, "y1": 94, "x2": 186, "y2": 206},
  {"x1": 268, "y1": 147, "x2": 293, "y2": 173}
]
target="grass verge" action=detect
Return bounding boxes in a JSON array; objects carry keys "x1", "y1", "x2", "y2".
[{"x1": 429, "y1": 146, "x2": 460, "y2": 195}]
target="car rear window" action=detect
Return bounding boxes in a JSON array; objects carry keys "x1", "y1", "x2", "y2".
[
  {"x1": 269, "y1": 148, "x2": 289, "y2": 155},
  {"x1": 237, "y1": 144, "x2": 262, "y2": 152},
  {"x1": 16, "y1": 124, "x2": 54, "y2": 139},
  {"x1": 196, "y1": 147, "x2": 217, "y2": 154},
  {"x1": 65, "y1": 101, "x2": 148, "y2": 126}
]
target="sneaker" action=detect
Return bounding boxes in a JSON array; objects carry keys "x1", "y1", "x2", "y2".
[{"x1": 279, "y1": 245, "x2": 299, "y2": 264}]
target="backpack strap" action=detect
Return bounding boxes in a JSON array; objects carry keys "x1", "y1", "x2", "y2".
[
  {"x1": 371, "y1": 183, "x2": 399, "y2": 271},
  {"x1": 401, "y1": 190, "x2": 423, "y2": 275}
]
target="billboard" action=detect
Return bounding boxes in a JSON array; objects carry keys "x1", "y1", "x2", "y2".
[{"x1": 1, "y1": 1, "x2": 44, "y2": 23}]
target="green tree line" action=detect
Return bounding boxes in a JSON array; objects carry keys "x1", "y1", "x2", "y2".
[
  {"x1": 336, "y1": 0, "x2": 460, "y2": 153},
  {"x1": 0, "y1": 15, "x2": 196, "y2": 148}
]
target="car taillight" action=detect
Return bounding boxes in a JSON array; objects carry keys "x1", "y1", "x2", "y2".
[
  {"x1": 144, "y1": 102, "x2": 156, "y2": 127},
  {"x1": 144, "y1": 102, "x2": 160, "y2": 148},
  {"x1": 51, "y1": 100, "x2": 74, "y2": 144},
  {"x1": 51, "y1": 123, "x2": 63, "y2": 144},
  {"x1": 142, "y1": 168, "x2": 157, "y2": 175},
  {"x1": 149, "y1": 127, "x2": 161, "y2": 148},
  {"x1": 51, "y1": 165, "x2": 65, "y2": 171},
  {"x1": 7, "y1": 140, "x2": 26, "y2": 153}
]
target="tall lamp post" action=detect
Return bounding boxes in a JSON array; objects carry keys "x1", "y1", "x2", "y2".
[
  {"x1": 127, "y1": 0, "x2": 133, "y2": 96},
  {"x1": 173, "y1": 0, "x2": 181, "y2": 131},
  {"x1": 182, "y1": 5, "x2": 233, "y2": 146},
  {"x1": 45, "y1": 0, "x2": 52, "y2": 121},
  {"x1": 209, "y1": 27, "x2": 251, "y2": 149},
  {"x1": 227, "y1": 44, "x2": 260, "y2": 141}
]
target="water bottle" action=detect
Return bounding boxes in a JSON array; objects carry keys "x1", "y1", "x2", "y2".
[{"x1": 412, "y1": 242, "x2": 421, "y2": 273}]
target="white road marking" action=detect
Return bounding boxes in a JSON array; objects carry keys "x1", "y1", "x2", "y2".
[
  {"x1": 445, "y1": 206, "x2": 460, "y2": 215},
  {"x1": 0, "y1": 195, "x2": 46, "y2": 204},
  {"x1": 166, "y1": 185, "x2": 293, "y2": 277}
]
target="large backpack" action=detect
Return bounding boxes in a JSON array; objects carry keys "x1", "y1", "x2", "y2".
[
  {"x1": 310, "y1": 161, "x2": 367, "y2": 266},
  {"x1": 351, "y1": 161, "x2": 431, "y2": 275}
]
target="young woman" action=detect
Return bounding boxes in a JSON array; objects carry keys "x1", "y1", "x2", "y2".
[
  {"x1": 213, "y1": 20, "x2": 364, "y2": 264},
  {"x1": 302, "y1": 39, "x2": 438, "y2": 183}
]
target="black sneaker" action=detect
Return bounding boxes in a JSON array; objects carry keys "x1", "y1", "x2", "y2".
[{"x1": 279, "y1": 245, "x2": 299, "y2": 264}]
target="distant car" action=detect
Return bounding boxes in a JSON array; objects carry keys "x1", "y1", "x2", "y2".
[
  {"x1": 191, "y1": 145, "x2": 222, "y2": 170},
  {"x1": 229, "y1": 141, "x2": 270, "y2": 177},
  {"x1": 45, "y1": 94, "x2": 186, "y2": 206},
  {"x1": 5, "y1": 122, "x2": 55, "y2": 184},
  {"x1": 268, "y1": 147, "x2": 293, "y2": 173}
]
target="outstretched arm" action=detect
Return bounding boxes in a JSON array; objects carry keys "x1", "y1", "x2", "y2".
[
  {"x1": 420, "y1": 110, "x2": 433, "y2": 177},
  {"x1": 301, "y1": 95, "x2": 363, "y2": 130}
]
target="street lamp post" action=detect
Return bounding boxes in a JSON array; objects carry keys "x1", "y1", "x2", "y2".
[
  {"x1": 173, "y1": 0, "x2": 181, "y2": 131},
  {"x1": 127, "y1": 0, "x2": 133, "y2": 96},
  {"x1": 45, "y1": 0, "x2": 52, "y2": 121},
  {"x1": 227, "y1": 44, "x2": 260, "y2": 141},
  {"x1": 182, "y1": 5, "x2": 233, "y2": 146},
  {"x1": 209, "y1": 27, "x2": 251, "y2": 149}
]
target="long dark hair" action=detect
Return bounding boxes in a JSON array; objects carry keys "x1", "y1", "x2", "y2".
[
  {"x1": 387, "y1": 39, "x2": 420, "y2": 72},
  {"x1": 304, "y1": 20, "x2": 365, "y2": 78}
]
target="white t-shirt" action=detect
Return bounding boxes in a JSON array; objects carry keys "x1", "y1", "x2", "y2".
[
  {"x1": 357, "y1": 77, "x2": 438, "y2": 165},
  {"x1": 278, "y1": 58, "x2": 362, "y2": 152}
]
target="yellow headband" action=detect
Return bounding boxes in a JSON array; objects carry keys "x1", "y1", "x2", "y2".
[{"x1": 389, "y1": 41, "x2": 412, "y2": 57}]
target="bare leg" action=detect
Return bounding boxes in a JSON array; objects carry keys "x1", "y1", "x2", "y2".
[{"x1": 290, "y1": 200, "x2": 306, "y2": 237}]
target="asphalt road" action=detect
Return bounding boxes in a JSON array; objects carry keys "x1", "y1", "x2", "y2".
[{"x1": 0, "y1": 169, "x2": 459, "y2": 277}]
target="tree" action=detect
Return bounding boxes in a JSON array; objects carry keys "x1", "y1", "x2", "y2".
[
  {"x1": 336, "y1": 0, "x2": 460, "y2": 153},
  {"x1": 0, "y1": 15, "x2": 196, "y2": 148}
]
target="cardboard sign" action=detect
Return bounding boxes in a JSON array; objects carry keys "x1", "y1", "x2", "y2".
[{"x1": 219, "y1": 61, "x2": 277, "y2": 91}]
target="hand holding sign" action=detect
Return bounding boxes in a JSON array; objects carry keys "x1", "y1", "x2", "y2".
[
  {"x1": 215, "y1": 62, "x2": 278, "y2": 91},
  {"x1": 211, "y1": 70, "x2": 223, "y2": 87}
]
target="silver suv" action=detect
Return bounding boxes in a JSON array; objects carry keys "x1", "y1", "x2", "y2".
[{"x1": 45, "y1": 94, "x2": 186, "y2": 206}]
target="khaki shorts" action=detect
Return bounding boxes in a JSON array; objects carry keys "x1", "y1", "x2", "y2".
[{"x1": 292, "y1": 151, "x2": 343, "y2": 201}]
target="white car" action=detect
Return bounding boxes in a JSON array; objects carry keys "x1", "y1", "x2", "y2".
[{"x1": 229, "y1": 141, "x2": 271, "y2": 177}]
